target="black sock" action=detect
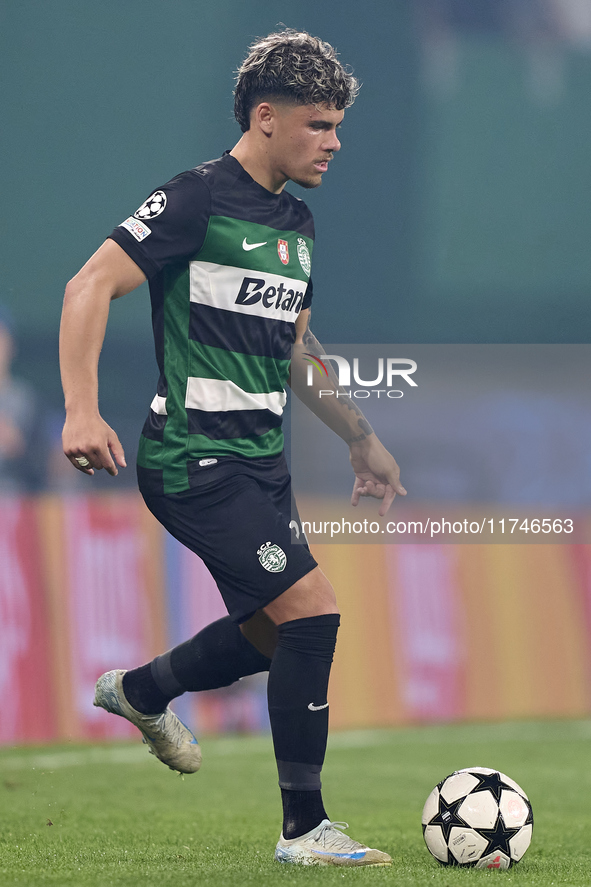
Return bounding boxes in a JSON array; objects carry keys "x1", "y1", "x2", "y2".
[
  {"x1": 267, "y1": 614, "x2": 340, "y2": 839},
  {"x1": 122, "y1": 664, "x2": 171, "y2": 714},
  {"x1": 122, "y1": 617, "x2": 272, "y2": 714},
  {"x1": 167, "y1": 616, "x2": 272, "y2": 691},
  {"x1": 281, "y1": 789, "x2": 328, "y2": 840}
]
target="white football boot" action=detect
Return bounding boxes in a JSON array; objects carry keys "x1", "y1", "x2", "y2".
[
  {"x1": 275, "y1": 820, "x2": 392, "y2": 866},
  {"x1": 93, "y1": 669, "x2": 202, "y2": 774}
]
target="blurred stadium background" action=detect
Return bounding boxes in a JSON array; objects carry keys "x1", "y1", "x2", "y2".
[{"x1": 1, "y1": 0, "x2": 591, "y2": 745}]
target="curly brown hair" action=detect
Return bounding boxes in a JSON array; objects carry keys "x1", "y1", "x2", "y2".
[{"x1": 234, "y1": 29, "x2": 360, "y2": 132}]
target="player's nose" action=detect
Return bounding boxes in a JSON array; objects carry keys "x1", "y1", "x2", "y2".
[{"x1": 324, "y1": 129, "x2": 341, "y2": 152}]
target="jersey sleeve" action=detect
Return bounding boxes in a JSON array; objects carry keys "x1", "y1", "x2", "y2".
[
  {"x1": 108, "y1": 170, "x2": 211, "y2": 279},
  {"x1": 302, "y1": 276, "x2": 313, "y2": 310}
]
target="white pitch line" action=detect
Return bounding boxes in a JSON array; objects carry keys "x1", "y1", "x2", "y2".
[
  {"x1": 0, "y1": 731, "x2": 386, "y2": 772},
  {"x1": 2, "y1": 721, "x2": 591, "y2": 771},
  {"x1": 0, "y1": 736, "x2": 275, "y2": 772},
  {"x1": 0, "y1": 745, "x2": 148, "y2": 772}
]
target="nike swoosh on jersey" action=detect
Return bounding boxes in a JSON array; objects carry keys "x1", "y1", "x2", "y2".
[
  {"x1": 242, "y1": 238, "x2": 268, "y2": 251},
  {"x1": 308, "y1": 702, "x2": 329, "y2": 711}
]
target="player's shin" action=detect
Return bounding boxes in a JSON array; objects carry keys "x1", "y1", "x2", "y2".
[
  {"x1": 267, "y1": 614, "x2": 340, "y2": 839},
  {"x1": 122, "y1": 616, "x2": 272, "y2": 713}
]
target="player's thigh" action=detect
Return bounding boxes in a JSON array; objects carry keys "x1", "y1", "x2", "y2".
[
  {"x1": 142, "y1": 473, "x2": 318, "y2": 623},
  {"x1": 263, "y1": 565, "x2": 339, "y2": 625}
]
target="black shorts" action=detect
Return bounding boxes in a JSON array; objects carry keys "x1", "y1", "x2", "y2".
[{"x1": 138, "y1": 453, "x2": 317, "y2": 624}]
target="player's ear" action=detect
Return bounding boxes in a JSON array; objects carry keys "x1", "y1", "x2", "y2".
[{"x1": 255, "y1": 102, "x2": 275, "y2": 135}]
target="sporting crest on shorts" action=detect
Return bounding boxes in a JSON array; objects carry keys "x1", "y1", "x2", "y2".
[
  {"x1": 277, "y1": 239, "x2": 289, "y2": 265},
  {"x1": 257, "y1": 541, "x2": 287, "y2": 573}
]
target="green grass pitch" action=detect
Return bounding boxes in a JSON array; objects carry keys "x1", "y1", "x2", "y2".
[{"x1": 1, "y1": 719, "x2": 591, "y2": 886}]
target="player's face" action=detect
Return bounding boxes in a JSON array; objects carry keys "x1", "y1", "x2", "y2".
[{"x1": 269, "y1": 103, "x2": 343, "y2": 190}]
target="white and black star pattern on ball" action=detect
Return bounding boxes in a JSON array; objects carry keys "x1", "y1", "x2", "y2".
[
  {"x1": 134, "y1": 190, "x2": 167, "y2": 221},
  {"x1": 422, "y1": 767, "x2": 533, "y2": 870}
]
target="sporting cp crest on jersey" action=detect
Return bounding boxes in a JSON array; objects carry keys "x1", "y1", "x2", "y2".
[
  {"x1": 277, "y1": 239, "x2": 289, "y2": 265},
  {"x1": 257, "y1": 541, "x2": 287, "y2": 573},
  {"x1": 297, "y1": 237, "x2": 311, "y2": 277},
  {"x1": 134, "y1": 191, "x2": 167, "y2": 221}
]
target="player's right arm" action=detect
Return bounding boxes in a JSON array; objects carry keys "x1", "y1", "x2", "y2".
[{"x1": 60, "y1": 239, "x2": 146, "y2": 476}]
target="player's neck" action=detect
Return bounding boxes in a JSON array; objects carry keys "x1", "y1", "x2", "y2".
[{"x1": 230, "y1": 137, "x2": 287, "y2": 195}]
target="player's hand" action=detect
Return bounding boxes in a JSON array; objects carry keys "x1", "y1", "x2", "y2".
[
  {"x1": 349, "y1": 435, "x2": 406, "y2": 516},
  {"x1": 62, "y1": 412, "x2": 126, "y2": 477}
]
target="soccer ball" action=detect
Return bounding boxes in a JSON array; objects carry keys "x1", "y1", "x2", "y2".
[{"x1": 422, "y1": 767, "x2": 533, "y2": 870}]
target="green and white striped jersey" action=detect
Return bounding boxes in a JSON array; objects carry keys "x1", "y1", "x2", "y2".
[{"x1": 109, "y1": 152, "x2": 314, "y2": 495}]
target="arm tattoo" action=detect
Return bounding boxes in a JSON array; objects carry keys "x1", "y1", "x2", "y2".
[{"x1": 302, "y1": 312, "x2": 374, "y2": 444}]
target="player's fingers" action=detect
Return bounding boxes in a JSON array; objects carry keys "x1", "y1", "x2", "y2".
[
  {"x1": 69, "y1": 454, "x2": 94, "y2": 475},
  {"x1": 96, "y1": 447, "x2": 118, "y2": 476},
  {"x1": 378, "y1": 485, "x2": 397, "y2": 517},
  {"x1": 108, "y1": 433, "x2": 127, "y2": 469},
  {"x1": 79, "y1": 442, "x2": 116, "y2": 476},
  {"x1": 351, "y1": 478, "x2": 365, "y2": 507},
  {"x1": 362, "y1": 480, "x2": 380, "y2": 498},
  {"x1": 387, "y1": 466, "x2": 407, "y2": 497}
]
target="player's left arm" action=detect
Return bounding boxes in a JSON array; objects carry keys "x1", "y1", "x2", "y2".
[{"x1": 289, "y1": 308, "x2": 406, "y2": 516}]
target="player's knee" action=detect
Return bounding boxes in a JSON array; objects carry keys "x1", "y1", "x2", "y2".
[
  {"x1": 313, "y1": 578, "x2": 339, "y2": 617},
  {"x1": 240, "y1": 610, "x2": 278, "y2": 658},
  {"x1": 264, "y1": 567, "x2": 339, "y2": 624}
]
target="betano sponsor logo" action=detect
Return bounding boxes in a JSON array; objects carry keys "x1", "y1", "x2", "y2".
[
  {"x1": 304, "y1": 354, "x2": 418, "y2": 399},
  {"x1": 190, "y1": 263, "x2": 306, "y2": 323},
  {"x1": 235, "y1": 276, "x2": 304, "y2": 314}
]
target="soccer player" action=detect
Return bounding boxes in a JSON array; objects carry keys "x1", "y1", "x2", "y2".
[{"x1": 60, "y1": 29, "x2": 405, "y2": 867}]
